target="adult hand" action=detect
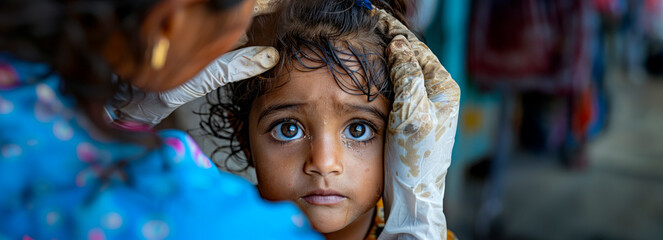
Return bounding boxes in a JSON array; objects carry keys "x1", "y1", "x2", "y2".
[
  {"x1": 375, "y1": 7, "x2": 461, "y2": 240},
  {"x1": 110, "y1": 46, "x2": 278, "y2": 125},
  {"x1": 109, "y1": 0, "x2": 282, "y2": 126}
]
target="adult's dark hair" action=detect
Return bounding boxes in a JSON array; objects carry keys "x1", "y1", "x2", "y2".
[
  {"x1": 200, "y1": 0, "x2": 412, "y2": 172},
  {"x1": 0, "y1": 0, "x2": 244, "y2": 145}
]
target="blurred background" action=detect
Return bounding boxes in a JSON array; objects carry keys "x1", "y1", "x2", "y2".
[
  {"x1": 170, "y1": 0, "x2": 663, "y2": 239},
  {"x1": 418, "y1": 0, "x2": 663, "y2": 239}
]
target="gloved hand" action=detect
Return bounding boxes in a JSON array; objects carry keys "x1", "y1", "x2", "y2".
[
  {"x1": 109, "y1": 0, "x2": 281, "y2": 126},
  {"x1": 109, "y1": 46, "x2": 279, "y2": 125},
  {"x1": 374, "y1": 7, "x2": 461, "y2": 240}
]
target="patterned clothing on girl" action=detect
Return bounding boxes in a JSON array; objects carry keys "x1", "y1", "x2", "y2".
[{"x1": 0, "y1": 54, "x2": 321, "y2": 240}]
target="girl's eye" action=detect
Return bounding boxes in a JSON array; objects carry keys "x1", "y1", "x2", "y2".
[
  {"x1": 344, "y1": 122, "x2": 374, "y2": 141},
  {"x1": 271, "y1": 122, "x2": 304, "y2": 141}
]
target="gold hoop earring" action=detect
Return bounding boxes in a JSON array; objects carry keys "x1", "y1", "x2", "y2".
[{"x1": 151, "y1": 37, "x2": 170, "y2": 70}]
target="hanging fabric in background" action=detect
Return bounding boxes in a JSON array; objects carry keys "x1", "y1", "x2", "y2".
[
  {"x1": 468, "y1": 0, "x2": 592, "y2": 93},
  {"x1": 644, "y1": 0, "x2": 663, "y2": 41},
  {"x1": 644, "y1": 0, "x2": 663, "y2": 76},
  {"x1": 467, "y1": 0, "x2": 602, "y2": 166}
]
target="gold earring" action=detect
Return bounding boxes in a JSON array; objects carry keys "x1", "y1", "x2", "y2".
[{"x1": 151, "y1": 37, "x2": 170, "y2": 70}]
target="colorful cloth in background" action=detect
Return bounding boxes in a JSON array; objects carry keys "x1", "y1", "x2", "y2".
[
  {"x1": 0, "y1": 54, "x2": 321, "y2": 240},
  {"x1": 468, "y1": 0, "x2": 593, "y2": 93}
]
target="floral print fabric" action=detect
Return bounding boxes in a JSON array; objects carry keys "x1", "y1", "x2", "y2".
[{"x1": 0, "y1": 54, "x2": 320, "y2": 240}]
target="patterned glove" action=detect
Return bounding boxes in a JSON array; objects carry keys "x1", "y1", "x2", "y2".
[{"x1": 374, "y1": 7, "x2": 461, "y2": 240}]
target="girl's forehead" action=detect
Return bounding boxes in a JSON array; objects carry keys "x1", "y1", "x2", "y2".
[
  {"x1": 252, "y1": 66, "x2": 390, "y2": 116},
  {"x1": 292, "y1": 48, "x2": 366, "y2": 72},
  {"x1": 266, "y1": 66, "x2": 365, "y2": 102}
]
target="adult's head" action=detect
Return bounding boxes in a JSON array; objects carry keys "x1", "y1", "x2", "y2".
[
  {"x1": 0, "y1": 0, "x2": 256, "y2": 140},
  {"x1": 1, "y1": 0, "x2": 255, "y2": 91}
]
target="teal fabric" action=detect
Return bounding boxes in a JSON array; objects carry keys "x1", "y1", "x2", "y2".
[{"x1": 423, "y1": 0, "x2": 501, "y2": 199}]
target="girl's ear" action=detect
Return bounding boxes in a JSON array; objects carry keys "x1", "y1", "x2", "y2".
[
  {"x1": 228, "y1": 111, "x2": 254, "y2": 167},
  {"x1": 238, "y1": 132, "x2": 254, "y2": 167},
  {"x1": 242, "y1": 147, "x2": 254, "y2": 167}
]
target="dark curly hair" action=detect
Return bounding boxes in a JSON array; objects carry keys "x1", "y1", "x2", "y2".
[
  {"x1": 0, "y1": 0, "x2": 245, "y2": 146},
  {"x1": 199, "y1": 0, "x2": 412, "y2": 173}
]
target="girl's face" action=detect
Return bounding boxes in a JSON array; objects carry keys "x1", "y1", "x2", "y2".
[{"x1": 248, "y1": 64, "x2": 389, "y2": 234}]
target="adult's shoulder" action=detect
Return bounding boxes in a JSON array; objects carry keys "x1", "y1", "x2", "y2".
[{"x1": 151, "y1": 129, "x2": 322, "y2": 239}]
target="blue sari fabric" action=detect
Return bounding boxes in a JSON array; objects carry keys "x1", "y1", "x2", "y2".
[{"x1": 0, "y1": 54, "x2": 320, "y2": 240}]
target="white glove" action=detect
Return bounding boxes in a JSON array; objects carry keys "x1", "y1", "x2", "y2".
[
  {"x1": 110, "y1": 46, "x2": 279, "y2": 125},
  {"x1": 374, "y1": 8, "x2": 461, "y2": 240},
  {"x1": 109, "y1": 0, "x2": 283, "y2": 126}
]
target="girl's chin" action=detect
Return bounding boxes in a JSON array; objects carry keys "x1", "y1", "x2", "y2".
[
  {"x1": 312, "y1": 221, "x2": 346, "y2": 234},
  {"x1": 303, "y1": 211, "x2": 350, "y2": 233}
]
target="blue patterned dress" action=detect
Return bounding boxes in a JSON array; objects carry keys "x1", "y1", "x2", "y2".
[{"x1": 0, "y1": 54, "x2": 321, "y2": 240}]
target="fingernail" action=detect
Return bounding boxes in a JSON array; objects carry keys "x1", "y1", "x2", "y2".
[{"x1": 253, "y1": 47, "x2": 280, "y2": 68}]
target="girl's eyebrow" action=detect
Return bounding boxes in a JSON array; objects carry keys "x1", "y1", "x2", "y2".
[
  {"x1": 257, "y1": 103, "x2": 387, "y2": 124},
  {"x1": 346, "y1": 104, "x2": 388, "y2": 122},
  {"x1": 257, "y1": 103, "x2": 304, "y2": 124}
]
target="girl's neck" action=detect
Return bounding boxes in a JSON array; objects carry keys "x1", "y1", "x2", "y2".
[{"x1": 323, "y1": 207, "x2": 376, "y2": 240}]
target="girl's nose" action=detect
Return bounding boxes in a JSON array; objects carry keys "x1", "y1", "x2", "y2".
[{"x1": 304, "y1": 132, "x2": 343, "y2": 176}]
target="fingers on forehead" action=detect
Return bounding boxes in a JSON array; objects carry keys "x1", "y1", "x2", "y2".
[
  {"x1": 387, "y1": 35, "x2": 427, "y2": 98},
  {"x1": 376, "y1": 8, "x2": 460, "y2": 103},
  {"x1": 376, "y1": 8, "x2": 431, "y2": 71},
  {"x1": 406, "y1": 42, "x2": 459, "y2": 102},
  {"x1": 253, "y1": 0, "x2": 279, "y2": 16},
  {"x1": 409, "y1": 42, "x2": 458, "y2": 101},
  {"x1": 376, "y1": 9, "x2": 417, "y2": 42},
  {"x1": 387, "y1": 35, "x2": 416, "y2": 66}
]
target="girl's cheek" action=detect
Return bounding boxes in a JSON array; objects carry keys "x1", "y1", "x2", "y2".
[{"x1": 351, "y1": 136, "x2": 385, "y2": 158}]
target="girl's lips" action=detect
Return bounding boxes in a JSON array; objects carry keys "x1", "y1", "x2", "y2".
[{"x1": 302, "y1": 195, "x2": 346, "y2": 205}]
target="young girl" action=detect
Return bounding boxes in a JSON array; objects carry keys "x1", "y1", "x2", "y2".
[{"x1": 203, "y1": 0, "x2": 460, "y2": 239}]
